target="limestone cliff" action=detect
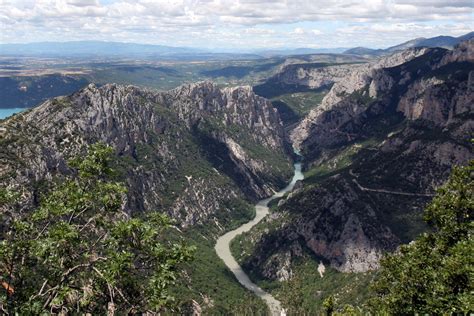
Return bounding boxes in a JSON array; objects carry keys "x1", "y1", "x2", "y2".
[
  {"x1": 290, "y1": 48, "x2": 430, "y2": 148},
  {"x1": 0, "y1": 81, "x2": 292, "y2": 228}
]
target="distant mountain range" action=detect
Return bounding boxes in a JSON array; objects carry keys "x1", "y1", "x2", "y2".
[
  {"x1": 1, "y1": 32, "x2": 472, "y2": 59},
  {"x1": 255, "y1": 47, "x2": 349, "y2": 57},
  {"x1": 0, "y1": 41, "x2": 196, "y2": 56},
  {"x1": 0, "y1": 41, "x2": 262, "y2": 60},
  {"x1": 344, "y1": 31, "x2": 474, "y2": 56},
  {"x1": 0, "y1": 41, "x2": 204, "y2": 57},
  {"x1": 0, "y1": 41, "x2": 349, "y2": 59}
]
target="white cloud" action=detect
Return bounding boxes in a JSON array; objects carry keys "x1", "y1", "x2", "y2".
[
  {"x1": 293, "y1": 27, "x2": 305, "y2": 34},
  {"x1": 0, "y1": 0, "x2": 472, "y2": 48},
  {"x1": 66, "y1": 0, "x2": 99, "y2": 7},
  {"x1": 394, "y1": 0, "x2": 474, "y2": 8},
  {"x1": 244, "y1": 27, "x2": 275, "y2": 35}
]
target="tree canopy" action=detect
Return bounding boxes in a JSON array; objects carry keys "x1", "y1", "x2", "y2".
[
  {"x1": 0, "y1": 143, "x2": 194, "y2": 314},
  {"x1": 369, "y1": 160, "x2": 473, "y2": 313}
]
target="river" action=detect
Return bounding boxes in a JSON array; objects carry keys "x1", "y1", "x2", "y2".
[{"x1": 215, "y1": 159, "x2": 304, "y2": 315}]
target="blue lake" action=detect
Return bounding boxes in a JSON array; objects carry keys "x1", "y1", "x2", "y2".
[{"x1": 0, "y1": 108, "x2": 28, "y2": 120}]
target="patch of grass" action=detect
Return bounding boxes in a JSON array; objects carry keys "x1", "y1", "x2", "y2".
[{"x1": 347, "y1": 85, "x2": 374, "y2": 105}]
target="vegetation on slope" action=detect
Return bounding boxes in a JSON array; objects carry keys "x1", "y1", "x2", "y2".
[
  {"x1": 368, "y1": 160, "x2": 474, "y2": 314},
  {"x1": 0, "y1": 142, "x2": 270, "y2": 314},
  {"x1": 270, "y1": 90, "x2": 329, "y2": 126},
  {"x1": 0, "y1": 143, "x2": 194, "y2": 314},
  {"x1": 171, "y1": 229, "x2": 268, "y2": 314}
]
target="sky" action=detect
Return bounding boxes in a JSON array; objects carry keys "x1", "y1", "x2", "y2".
[{"x1": 0, "y1": 0, "x2": 473, "y2": 50}]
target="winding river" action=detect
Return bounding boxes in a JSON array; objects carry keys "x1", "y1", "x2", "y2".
[{"x1": 215, "y1": 159, "x2": 304, "y2": 315}]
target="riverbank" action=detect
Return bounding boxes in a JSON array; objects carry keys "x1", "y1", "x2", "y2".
[{"x1": 214, "y1": 160, "x2": 304, "y2": 315}]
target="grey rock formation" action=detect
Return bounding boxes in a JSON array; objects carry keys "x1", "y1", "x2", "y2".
[
  {"x1": 158, "y1": 82, "x2": 285, "y2": 150},
  {"x1": 244, "y1": 177, "x2": 399, "y2": 276},
  {"x1": 0, "y1": 81, "x2": 292, "y2": 228},
  {"x1": 291, "y1": 48, "x2": 430, "y2": 149},
  {"x1": 269, "y1": 63, "x2": 358, "y2": 90}
]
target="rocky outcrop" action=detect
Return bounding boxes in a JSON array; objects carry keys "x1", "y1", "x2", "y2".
[
  {"x1": 158, "y1": 82, "x2": 285, "y2": 150},
  {"x1": 397, "y1": 73, "x2": 473, "y2": 127},
  {"x1": 269, "y1": 63, "x2": 358, "y2": 90},
  {"x1": 290, "y1": 48, "x2": 430, "y2": 149},
  {"x1": 294, "y1": 41, "x2": 474, "y2": 155},
  {"x1": 0, "y1": 81, "x2": 292, "y2": 228},
  {"x1": 262, "y1": 251, "x2": 293, "y2": 281},
  {"x1": 291, "y1": 48, "x2": 428, "y2": 113},
  {"x1": 439, "y1": 38, "x2": 474, "y2": 66}
]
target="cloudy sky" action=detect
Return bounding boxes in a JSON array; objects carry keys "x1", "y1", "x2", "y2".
[{"x1": 1, "y1": 0, "x2": 473, "y2": 49}]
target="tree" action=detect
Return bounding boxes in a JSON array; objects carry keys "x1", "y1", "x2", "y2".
[
  {"x1": 282, "y1": 267, "x2": 305, "y2": 314},
  {"x1": 0, "y1": 143, "x2": 194, "y2": 314},
  {"x1": 323, "y1": 295, "x2": 335, "y2": 316},
  {"x1": 369, "y1": 160, "x2": 473, "y2": 313}
]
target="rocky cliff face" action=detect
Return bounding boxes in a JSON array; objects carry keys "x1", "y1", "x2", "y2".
[
  {"x1": 290, "y1": 48, "x2": 430, "y2": 148},
  {"x1": 242, "y1": 176, "x2": 399, "y2": 277},
  {"x1": 397, "y1": 41, "x2": 474, "y2": 126},
  {"x1": 293, "y1": 43, "x2": 473, "y2": 157},
  {"x1": 239, "y1": 41, "x2": 473, "y2": 277},
  {"x1": 0, "y1": 81, "x2": 292, "y2": 228},
  {"x1": 268, "y1": 63, "x2": 358, "y2": 90},
  {"x1": 158, "y1": 82, "x2": 285, "y2": 150}
]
